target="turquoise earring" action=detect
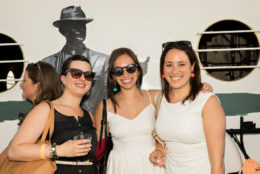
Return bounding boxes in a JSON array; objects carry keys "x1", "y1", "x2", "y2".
[
  {"x1": 136, "y1": 82, "x2": 139, "y2": 88},
  {"x1": 113, "y1": 87, "x2": 119, "y2": 92}
]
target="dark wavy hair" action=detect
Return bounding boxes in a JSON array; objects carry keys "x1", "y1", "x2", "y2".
[
  {"x1": 26, "y1": 61, "x2": 61, "y2": 105},
  {"x1": 160, "y1": 41, "x2": 202, "y2": 103},
  {"x1": 107, "y1": 47, "x2": 143, "y2": 112}
]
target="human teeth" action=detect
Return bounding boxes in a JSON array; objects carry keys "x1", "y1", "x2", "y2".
[
  {"x1": 76, "y1": 84, "x2": 85, "y2": 87},
  {"x1": 122, "y1": 79, "x2": 132, "y2": 83},
  {"x1": 171, "y1": 77, "x2": 181, "y2": 80}
]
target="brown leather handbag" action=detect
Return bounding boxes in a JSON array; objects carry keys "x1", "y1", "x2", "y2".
[{"x1": 0, "y1": 101, "x2": 57, "y2": 174}]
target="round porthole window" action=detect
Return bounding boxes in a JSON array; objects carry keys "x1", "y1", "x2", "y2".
[
  {"x1": 0, "y1": 33, "x2": 24, "y2": 92},
  {"x1": 198, "y1": 20, "x2": 259, "y2": 81}
]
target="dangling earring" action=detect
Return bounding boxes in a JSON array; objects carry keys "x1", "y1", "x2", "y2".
[
  {"x1": 61, "y1": 83, "x2": 65, "y2": 91},
  {"x1": 162, "y1": 73, "x2": 165, "y2": 79},
  {"x1": 113, "y1": 87, "x2": 119, "y2": 92},
  {"x1": 136, "y1": 82, "x2": 139, "y2": 88},
  {"x1": 113, "y1": 80, "x2": 119, "y2": 92},
  {"x1": 191, "y1": 70, "x2": 195, "y2": 78}
]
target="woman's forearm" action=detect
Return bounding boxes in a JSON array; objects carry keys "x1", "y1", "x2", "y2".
[
  {"x1": 211, "y1": 160, "x2": 225, "y2": 174},
  {"x1": 8, "y1": 143, "x2": 51, "y2": 161}
]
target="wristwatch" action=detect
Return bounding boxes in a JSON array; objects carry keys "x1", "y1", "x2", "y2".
[{"x1": 50, "y1": 143, "x2": 58, "y2": 161}]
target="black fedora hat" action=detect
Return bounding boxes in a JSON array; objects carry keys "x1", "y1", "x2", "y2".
[{"x1": 53, "y1": 6, "x2": 93, "y2": 28}]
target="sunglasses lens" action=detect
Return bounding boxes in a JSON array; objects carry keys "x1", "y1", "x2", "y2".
[
  {"x1": 126, "y1": 64, "x2": 137, "y2": 74},
  {"x1": 113, "y1": 68, "x2": 124, "y2": 76},
  {"x1": 84, "y1": 72, "x2": 95, "y2": 81},
  {"x1": 162, "y1": 40, "x2": 192, "y2": 49},
  {"x1": 70, "y1": 69, "x2": 82, "y2": 79},
  {"x1": 112, "y1": 64, "x2": 138, "y2": 76},
  {"x1": 68, "y1": 69, "x2": 94, "y2": 81}
]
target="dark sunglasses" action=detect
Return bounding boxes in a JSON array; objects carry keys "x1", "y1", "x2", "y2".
[
  {"x1": 111, "y1": 64, "x2": 138, "y2": 77},
  {"x1": 65, "y1": 68, "x2": 95, "y2": 81},
  {"x1": 162, "y1": 40, "x2": 192, "y2": 50}
]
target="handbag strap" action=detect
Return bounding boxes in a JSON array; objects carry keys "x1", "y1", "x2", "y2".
[
  {"x1": 99, "y1": 99, "x2": 109, "y2": 165},
  {"x1": 153, "y1": 91, "x2": 165, "y2": 148},
  {"x1": 103, "y1": 100, "x2": 108, "y2": 160},
  {"x1": 98, "y1": 99, "x2": 106, "y2": 148},
  {"x1": 39, "y1": 101, "x2": 55, "y2": 144}
]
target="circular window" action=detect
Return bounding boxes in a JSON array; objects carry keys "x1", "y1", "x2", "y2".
[
  {"x1": 0, "y1": 34, "x2": 24, "y2": 92},
  {"x1": 198, "y1": 20, "x2": 259, "y2": 81}
]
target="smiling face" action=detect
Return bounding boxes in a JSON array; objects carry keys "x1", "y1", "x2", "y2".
[
  {"x1": 163, "y1": 49, "x2": 194, "y2": 90},
  {"x1": 20, "y1": 70, "x2": 39, "y2": 102},
  {"x1": 113, "y1": 54, "x2": 139, "y2": 91},
  {"x1": 61, "y1": 60, "x2": 92, "y2": 97}
]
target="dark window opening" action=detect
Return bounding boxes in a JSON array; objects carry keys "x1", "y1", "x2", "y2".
[
  {"x1": 0, "y1": 34, "x2": 24, "y2": 92},
  {"x1": 198, "y1": 20, "x2": 259, "y2": 81}
]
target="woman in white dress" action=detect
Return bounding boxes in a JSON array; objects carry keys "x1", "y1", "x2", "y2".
[
  {"x1": 149, "y1": 41, "x2": 226, "y2": 174},
  {"x1": 95, "y1": 47, "x2": 165, "y2": 174}
]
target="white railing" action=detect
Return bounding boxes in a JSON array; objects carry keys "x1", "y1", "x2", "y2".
[
  {"x1": 0, "y1": 60, "x2": 28, "y2": 63},
  {"x1": 201, "y1": 65, "x2": 260, "y2": 70},
  {"x1": 0, "y1": 43, "x2": 22, "y2": 46},
  {"x1": 196, "y1": 47, "x2": 260, "y2": 52},
  {"x1": 197, "y1": 30, "x2": 260, "y2": 35},
  {"x1": 0, "y1": 79, "x2": 23, "y2": 82},
  {"x1": 0, "y1": 60, "x2": 27, "y2": 82}
]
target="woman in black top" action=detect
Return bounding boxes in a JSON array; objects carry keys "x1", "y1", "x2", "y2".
[{"x1": 9, "y1": 55, "x2": 97, "y2": 174}]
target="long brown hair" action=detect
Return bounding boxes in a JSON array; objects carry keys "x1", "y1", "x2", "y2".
[
  {"x1": 26, "y1": 61, "x2": 61, "y2": 105},
  {"x1": 160, "y1": 41, "x2": 202, "y2": 103},
  {"x1": 107, "y1": 47, "x2": 143, "y2": 112}
]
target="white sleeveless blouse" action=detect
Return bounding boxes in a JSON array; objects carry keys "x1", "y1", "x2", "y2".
[{"x1": 156, "y1": 92, "x2": 214, "y2": 174}]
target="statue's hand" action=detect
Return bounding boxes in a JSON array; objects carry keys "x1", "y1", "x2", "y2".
[{"x1": 140, "y1": 56, "x2": 150, "y2": 76}]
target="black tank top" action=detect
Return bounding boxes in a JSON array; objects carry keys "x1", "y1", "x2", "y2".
[{"x1": 51, "y1": 109, "x2": 97, "y2": 162}]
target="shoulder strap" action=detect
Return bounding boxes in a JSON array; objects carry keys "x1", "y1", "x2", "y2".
[
  {"x1": 39, "y1": 101, "x2": 55, "y2": 143},
  {"x1": 155, "y1": 91, "x2": 163, "y2": 118},
  {"x1": 146, "y1": 90, "x2": 152, "y2": 104}
]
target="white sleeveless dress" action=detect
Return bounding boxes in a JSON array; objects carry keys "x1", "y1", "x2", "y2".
[
  {"x1": 106, "y1": 92, "x2": 165, "y2": 174},
  {"x1": 156, "y1": 92, "x2": 214, "y2": 174}
]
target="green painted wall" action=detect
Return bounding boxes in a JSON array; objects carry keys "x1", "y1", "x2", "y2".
[
  {"x1": 216, "y1": 93, "x2": 260, "y2": 116},
  {"x1": 0, "y1": 93, "x2": 260, "y2": 122},
  {"x1": 0, "y1": 101, "x2": 32, "y2": 122}
]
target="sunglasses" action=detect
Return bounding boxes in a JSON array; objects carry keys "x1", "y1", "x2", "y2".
[
  {"x1": 111, "y1": 64, "x2": 138, "y2": 77},
  {"x1": 65, "y1": 68, "x2": 95, "y2": 81},
  {"x1": 162, "y1": 40, "x2": 192, "y2": 50}
]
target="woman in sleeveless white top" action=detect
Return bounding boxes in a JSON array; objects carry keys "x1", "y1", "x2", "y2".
[
  {"x1": 106, "y1": 91, "x2": 164, "y2": 174},
  {"x1": 95, "y1": 48, "x2": 164, "y2": 174},
  {"x1": 156, "y1": 92, "x2": 214, "y2": 174},
  {"x1": 149, "y1": 41, "x2": 226, "y2": 174}
]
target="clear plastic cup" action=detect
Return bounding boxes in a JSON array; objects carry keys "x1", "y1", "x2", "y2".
[{"x1": 73, "y1": 133, "x2": 92, "y2": 144}]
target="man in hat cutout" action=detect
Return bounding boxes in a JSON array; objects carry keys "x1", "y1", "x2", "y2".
[{"x1": 43, "y1": 6, "x2": 149, "y2": 114}]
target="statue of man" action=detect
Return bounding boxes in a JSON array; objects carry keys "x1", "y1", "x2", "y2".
[{"x1": 43, "y1": 6, "x2": 149, "y2": 114}]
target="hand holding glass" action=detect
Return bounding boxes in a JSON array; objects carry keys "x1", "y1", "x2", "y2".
[{"x1": 73, "y1": 134, "x2": 92, "y2": 144}]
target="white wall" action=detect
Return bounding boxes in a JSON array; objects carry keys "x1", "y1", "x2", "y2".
[
  {"x1": 1, "y1": 0, "x2": 260, "y2": 100},
  {"x1": 0, "y1": 0, "x2": 260, "y2": 169}
]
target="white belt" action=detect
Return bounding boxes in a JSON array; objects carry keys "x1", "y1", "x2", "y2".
[{"x1": 56, "y1": 160, "x2": 93, "y2": 165}]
